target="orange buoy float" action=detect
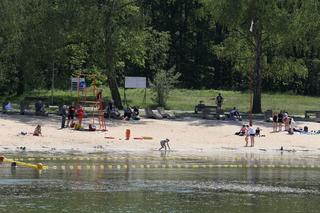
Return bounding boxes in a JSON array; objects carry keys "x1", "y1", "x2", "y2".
[{"x1": 125, "y1": 129, "x2": 131, "y2": 140}]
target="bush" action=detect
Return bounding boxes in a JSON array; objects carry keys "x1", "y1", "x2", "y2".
[{"x1": 151, "y1": 67, "x2": 180, "y2": 107}]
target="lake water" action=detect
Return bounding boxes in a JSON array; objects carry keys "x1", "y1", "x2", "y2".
[{"x1": 0, "y1": 152, "x2": 320, "y2": 212}]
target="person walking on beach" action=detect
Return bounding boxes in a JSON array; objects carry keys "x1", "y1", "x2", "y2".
[
  {"x1": 272, "y1": 113, "x2": 278, "y2": 132},
  {"x1": 277, "y1": 111, "x2": 284, "y2": 131},
  {"x1": 61, "y1": 105, "x2": 67, "y2": 128},
  {"x1": 67, "y1": 103, "x2": 76, "y2": 127},
  {"x1": 159, "y1": 139, "x2": 170, "y2": 151},
  {"x1": 215, "y1": 93, "x2": 224, "y2": 109},
  {"x1": 248, "y1": 125, "x2": 256, "y2": 147},
  {"x1": 244, "y1": 125, "x2": 249, "y2": 146}
]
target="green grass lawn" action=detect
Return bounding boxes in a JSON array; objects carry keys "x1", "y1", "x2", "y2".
[{"x1": 2, "y1": 88, "x2": 320, "y2": 115}]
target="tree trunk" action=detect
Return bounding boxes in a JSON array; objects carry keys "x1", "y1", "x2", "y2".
[
  {"x1": 252, "y1": 30, "x2": 262, "y2": 113},
  {"x1": 104, "y1": 0, "x2": 123, "y2": 109},
  {"x1": 107, "y1": 71, "x2": 123, "y2": 109}
]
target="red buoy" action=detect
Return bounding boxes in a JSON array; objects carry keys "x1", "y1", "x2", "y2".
[{"x1": 125, "y1": 129, "x2": 131, "y2": 140}]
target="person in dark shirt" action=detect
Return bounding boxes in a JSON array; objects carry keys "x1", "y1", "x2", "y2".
[
  {"x1": 123, "y1": 107, "x2": 132, "y2": 120},
  {"x1": 132, "y1": 106, "x2": 140, "y2": 120},
  {"x1": 61, "y1": 105, "x2": 67, "y2": 128},
  {"x1": 105, "y1": 99, "x2": 121, "y2": 119},
  {"x1": 277, "y1": 112, "x2": 284, "y2": 131},
  {"x1": 35, "y1": 100, "x2": 45, "y2": 115},
  {"x1": 215, "y1": 93, "x2": 224, "y2": 109},
  {"x1": 272, "y1": 113, "x2": 278, "y2": 132},
  {"x1": 67, "y1": 103, "x2": 76, "y2": 127}
]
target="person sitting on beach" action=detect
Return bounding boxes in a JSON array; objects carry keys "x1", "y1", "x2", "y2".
[
  {"x1": 159, "y1": 139, "x2": 170, "y2": 151},
  {"x1": 3, "y1": 101, "x2": 12, "y2": 113},
  {"x1": 195, "y1": 101, "x2": 206, "y2": 114},
  {"x1": 89, "y1": 124, "x2": 96, "y2": 131},
  {"x1": 255, "y1": 127, "x2": 261, "y2": 137},
  {"x1": 33, "y1": 125, "x2": 42, "y2": 136},
  {"x1": 35, "y1": 100, "x2": 45, "y2": 115},
  {"x1": 132, "y1": 106, "x2": 140, "y2": 120},
  {"x1": 229, "y1": 107, "x2": 240, "y2": 120},
  {"x1": 288, "y1": 127, "x2": 294, "y2": 135},
  {"x1": 123, "y1": 107, "x2": 132, "y2": 121},
  {"x1": 236, "y1": 125, "x2": 247, "y2": 136},
  {"x1": 105, "y1": 99, "x2": 121, "y2": 119}
]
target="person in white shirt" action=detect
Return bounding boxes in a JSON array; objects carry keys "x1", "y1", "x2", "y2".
[{"x1": 248, "y1": 126, "x2": 256, "y2": 147}]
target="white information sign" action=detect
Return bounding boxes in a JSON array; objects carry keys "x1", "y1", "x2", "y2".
[{"x1": 125, "y1": 77, "x2": 146, "y2": 88}]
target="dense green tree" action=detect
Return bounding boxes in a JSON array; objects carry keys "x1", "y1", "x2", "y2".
[
  {"x1": 203, "y1": 0, "x2": 293, "y2": 113},
  {"x1": 0, "y1": 0, "x2": 25, "y2": 95},
  {"x1": 1, "y1": 0, "x2": 320, "y2": 110}
]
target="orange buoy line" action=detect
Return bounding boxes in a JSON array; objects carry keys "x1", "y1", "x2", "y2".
[{"x1": 0, "y1": 155, "x2": 47, "y2": 170}]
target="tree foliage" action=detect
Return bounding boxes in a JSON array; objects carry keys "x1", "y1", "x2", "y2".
[
  {"x1": 1, "y1": 0, "x2": 320, "y2": 111},
  {"x1": 151, "y1": 67, "x2": 180, "y2": 107}
]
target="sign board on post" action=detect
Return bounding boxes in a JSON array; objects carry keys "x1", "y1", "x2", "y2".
[
  {"x1": 125, "y1": 77, "x2": 146, "y2": 89},
  {"x1": 71, "y1": 77, "x2": 86, "y2": 91},
  {"x1": 124, "y1": 76, "x2": 147, "y2": 106}
]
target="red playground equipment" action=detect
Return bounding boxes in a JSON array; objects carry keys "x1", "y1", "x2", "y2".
[{"x1": 76, "y1": 73, "x2": 106, "y2": 131}]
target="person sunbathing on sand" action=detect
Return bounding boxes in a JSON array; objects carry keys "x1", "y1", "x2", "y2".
[
  {"x1": 159, "y1": 139, "x2": 170, "y2": 151},
  {"x1": 33, "y1": 125, "x2": 42, "y2": 136},
  {"x1": 236, "y1": 125, "x2": 247, "y2": 136}
]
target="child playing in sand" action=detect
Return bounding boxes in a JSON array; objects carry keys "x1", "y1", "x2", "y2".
[
  {"x1": 244, "y1": 125, "x2": 249, "y2": 146},
  {"x1": 76, "y1": 105, "x2": 84, "y2": 126},
  {"x1": 33, "y1": 125, "x2": 42, "y2": 136},
  {"x1": 159, "y1": 139, "x2": 170, "y2": 151}
]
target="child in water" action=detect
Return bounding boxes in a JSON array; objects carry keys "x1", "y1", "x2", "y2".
[{"x1": 159, "y1": 139, "x2": 170, "y2": 151}]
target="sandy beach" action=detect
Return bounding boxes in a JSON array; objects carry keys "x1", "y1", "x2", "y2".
[{"x1": 0, "y1": 113, "x2": 320, "y2": 156}]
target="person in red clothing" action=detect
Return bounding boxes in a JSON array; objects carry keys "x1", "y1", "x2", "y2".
[{"x1": 77, "y1": 105, "x2": 84, "y2": 127}]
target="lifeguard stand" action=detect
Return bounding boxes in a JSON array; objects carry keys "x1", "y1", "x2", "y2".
[{"x1": 76, "y1": 73, "x2": 106, "y2": 131}]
